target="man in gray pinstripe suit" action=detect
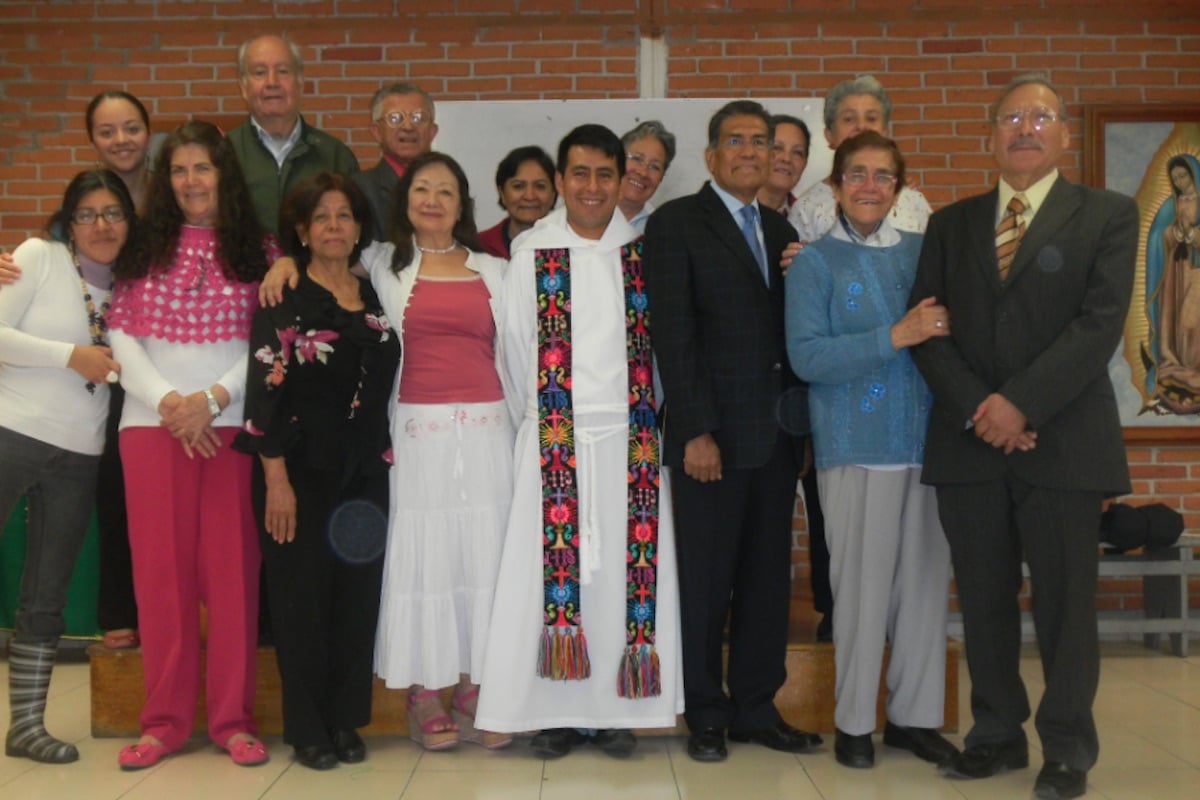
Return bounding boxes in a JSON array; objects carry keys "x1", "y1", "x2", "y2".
[{"x1": 910, "y1": 75, "x2": 1138, "y2": 800}]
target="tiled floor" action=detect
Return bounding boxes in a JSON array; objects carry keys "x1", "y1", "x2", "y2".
[{"x1": 1, "y1": 640, "x2": 1198, "y2": 799}]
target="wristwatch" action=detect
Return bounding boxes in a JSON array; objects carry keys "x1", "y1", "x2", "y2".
[{"x1": 203, "y1": 388, "x2": 222, "y2": 419}]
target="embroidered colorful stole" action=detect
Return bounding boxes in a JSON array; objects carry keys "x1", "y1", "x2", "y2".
[{"x1": 535, "y1": 241, "x2": 662, "y2": 698}]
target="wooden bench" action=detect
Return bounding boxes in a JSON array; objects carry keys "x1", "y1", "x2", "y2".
[{"x1": 88, "y1": 623, "x2": 960, "y2": 738}]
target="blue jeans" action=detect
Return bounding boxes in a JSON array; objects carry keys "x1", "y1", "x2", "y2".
[{"x1": 0, "y1": 426, "x2": 99, "y2": 641}]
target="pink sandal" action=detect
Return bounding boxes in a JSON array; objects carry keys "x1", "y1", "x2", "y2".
[
  {"x1": 406, "y1": 688, "x2": 459, "y2": 751},
  {"x1": 118, "y1": 739, "x2": 173, "y2": 771},
  {"x1": 223, "y1": 733, "x2": 269, "y2": 766},
  {"x1": 452, "y1": 684, "x2": 513, "y2": 750}
]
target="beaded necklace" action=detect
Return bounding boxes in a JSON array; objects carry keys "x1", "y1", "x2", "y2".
[{"x1": 71, "y1": 247, "x2": 113, "y2": 395}]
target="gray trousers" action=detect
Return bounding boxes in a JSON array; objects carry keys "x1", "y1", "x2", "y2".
[
  {"x1": 817, "y1": 465, "x2": 950, "y2": 735},
  {"x1": 0, "y1": 426, "x2": 98, "y2": 641}
]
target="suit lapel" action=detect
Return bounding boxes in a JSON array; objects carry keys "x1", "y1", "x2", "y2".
[
  {"x1": 698, "y1": 183, "x2": 769, "y2": 287},
  {"x1": 1005, "y1": 176, "x2": 1079, "y2": 285},
  {"x1": 968, "y1": 189, "x2": 1005, "y2": 293}
]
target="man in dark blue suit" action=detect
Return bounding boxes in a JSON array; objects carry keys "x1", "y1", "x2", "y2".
[
  {"x1": 910, "y1": 75, "x2": 1137, "y2": 800},
  {"x1": 644, "y1": 100, "x2": 820, "y2": 763}
]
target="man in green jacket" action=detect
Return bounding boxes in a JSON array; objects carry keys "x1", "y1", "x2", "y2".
[{"x1": 228, "y1": 35, "x2": 359, "y2": 236}]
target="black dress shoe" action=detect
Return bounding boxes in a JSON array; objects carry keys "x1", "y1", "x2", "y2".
[
  {"x1": 686, "y1": 727, "x2": 727, "y2": 763},
  {"x1": 728, "y1": 721, "x2": 822, "y2": 754},
  {"x1": 294, "y1": 744, "x2": 338, "y2": 770},
  {"x1": 531, "y1": 728, "x2": 589, "y2": 759},
  {"x1": 592, "y1": 728, "x2": 637, "y2": 757},
  {"x1": 938, "y1": 738, "x2": 1028, "y2": 779},
  {"x1": 834, "y1": 729, "x2": 874, "y2": 768},
  {"x1": 330, "y1": 729, "x2": 366, "y2": 763},
  {"x1": 1034, "y1": 761, "x2": 1087, "y2": 799},
  {"x1": 882, "y1": 722, "x2": 959, "y2": 765}
]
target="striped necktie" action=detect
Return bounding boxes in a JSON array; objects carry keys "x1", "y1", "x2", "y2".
[{"x1": 995, "y1": 193, "x2": 1028, "y2": 281}]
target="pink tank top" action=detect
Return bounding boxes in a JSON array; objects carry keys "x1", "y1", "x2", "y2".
[{"x1": 398, "y1": 276, "x2": 503, "y2": 404}]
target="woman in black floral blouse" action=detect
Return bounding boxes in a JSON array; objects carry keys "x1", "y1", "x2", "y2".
[{"x1": 234, "y1": 173, "x2": 400, "y2": 771}]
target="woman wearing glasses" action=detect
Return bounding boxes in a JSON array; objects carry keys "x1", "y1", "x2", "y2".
[
  {"x1": 785, "y1": 131, "x2": 957, "y2": 770},
  {"x1": 0, "y1": 91, "x2": 160, "y2": 652},
  {"x1": 0, "y1": 169, "x2": 133, "y2": 764},
  {"x1": 617, "y1": 120, "x2": 676, "y2": 233},
  {"x1": 107, "y1": 121, "x2": 275, "y2": 770}
]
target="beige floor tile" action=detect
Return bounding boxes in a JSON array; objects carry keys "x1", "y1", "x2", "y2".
[
  {"x1": 412, "y1": 735, "x2": 547, "y2": 774},
  {"x1": 540, "y1": 741, "x2": 675, "y2": 787},
  {"x1": 1088, "y1": 765, "x2": 1200, "y2": 800},
  {"x1": 942, "y1": 766, "x2": 1043, "y2": 800},
  {"x1": 398, "y1": 768, "x2": 545, "y2": 799},
  {"x1": 0, "y1": 737, "x2": 182, "y2": 800},
  {"x1": 3, "y1": 641, "x2": 1200, "y2": 799},
  {"x1": 1100, "y1": 650, "x2": 1200, "y2": 687},
  {"x1": 802, "y1": 752, "x2": 969, "y2": 800},
  {"x1": 674, "y1": 766, "x2": 822, "y2": 800},
  {"x1": 115, "y1": 738, "x2": 289, "y2": 800},
  {"x1": 1125, "y1": 725, "x2": 1200, "y2": 768},
  {"x1": 1094, "y1": 684, "x2": 1200, "y2": 728},
  {"x1": 1090, "y1": 727, "x2": 1192, "y2": 770},
  {"x1": 262, "y1": 761, "x2": 411, "y2": 799}
]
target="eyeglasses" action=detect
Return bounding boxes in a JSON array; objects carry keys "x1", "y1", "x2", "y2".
[
  {"x1": 71, "y1": 206, "x2": 127, "y2": 225},
  {"x1": 842, "y1": 170, "x2": 898, "y2": 188},
  {"x1": 378, "y1": 110, "x2": 430, "y2": 128},
  {"x1": 719, "y1": 136, "x2": 770, "y2": 151},
  {"x1": 626, "y1": 152, "x2": 665, "y2": 175},
  {"x1": 994, "y1": 108, "x2": 1063, "y2": 131}
]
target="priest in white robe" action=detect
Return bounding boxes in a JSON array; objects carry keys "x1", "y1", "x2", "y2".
[{"x1": 475, "y1": 124, "x2": 683, "y2": 757}]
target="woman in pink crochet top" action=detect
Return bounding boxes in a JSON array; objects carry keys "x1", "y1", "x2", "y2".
[{"x1": 106, "y1": 121, "x2": 276, "y2": 771}]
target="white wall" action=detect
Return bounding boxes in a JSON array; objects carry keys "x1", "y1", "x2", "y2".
[{"x1": 435, "y1": 97, "x2": 825, "y2": 229}]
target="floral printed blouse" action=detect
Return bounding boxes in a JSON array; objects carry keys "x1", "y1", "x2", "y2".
[{"x1": 234, "y1": 268, "x2": 400, "y2": 487}]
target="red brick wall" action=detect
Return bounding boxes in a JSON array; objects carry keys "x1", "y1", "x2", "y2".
[{"x1": 3, "y1": 0, "x2": 1200, "y2": 611}]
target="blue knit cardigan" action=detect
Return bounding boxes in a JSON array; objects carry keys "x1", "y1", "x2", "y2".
[{"x1": 785, "y1": 231, "x2": 933, "y2": 470}]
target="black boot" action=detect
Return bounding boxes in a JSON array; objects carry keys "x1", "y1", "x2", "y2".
[{"x1": 5, "y1": 639, "x2": 79, "y2": 764}]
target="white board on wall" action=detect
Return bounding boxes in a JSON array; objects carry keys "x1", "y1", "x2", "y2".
[{"x1": 433, "y1": 97, "x2": 826, "y2": 229}]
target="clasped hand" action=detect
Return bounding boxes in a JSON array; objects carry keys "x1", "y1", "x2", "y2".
[
  {"x1": 972, "y1": 393, "x2": 1037, "y2": 454},
  {"x1": 158, "y1": 391, "x2": 221, "y2": 459}
]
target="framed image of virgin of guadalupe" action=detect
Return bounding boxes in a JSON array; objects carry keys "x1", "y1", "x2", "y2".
[{"x1": 1086, "y1": 105, "x2": 1200, "y2": 443}]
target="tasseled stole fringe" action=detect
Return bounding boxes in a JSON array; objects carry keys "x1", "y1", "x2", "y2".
[
  {"x1": 533, "y1": 241, "x2": 661, "y2": 698},
  {"x1": 618, "y1": 643, "x2": 661, "y2": 699},
  {"x1": 538, "y1": 626, "x2": 592, "y2": 681}
]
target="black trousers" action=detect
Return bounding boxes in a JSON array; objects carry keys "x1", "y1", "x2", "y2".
[
  {"x1": 671, "y1": 433, "x2": 799, "y2": 732},
  {"x1": 96, "y1": 385, "x2": 137, "y2": 632},
  {"x1": 936, "y1": 476, "x2": 1102, "y2": 771},
  {"x1": 253, "y1": 462, "x2": 386, "y2": 749}
]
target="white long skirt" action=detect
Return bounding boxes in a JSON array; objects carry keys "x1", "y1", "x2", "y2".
[
  {"x1": 374, "y1": 400, "x2": 514, "y2": 690},
  {"x1": 474, "y1": 416, "x2": 684, "y2": 732}
]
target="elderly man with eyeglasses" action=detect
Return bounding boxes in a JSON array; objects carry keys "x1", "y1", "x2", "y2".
[
  {"x1": 910, "y1": 74, "x2": 1137, "y2": 800},
  {"x1": 352, "y1": 83, "x2": 440, "y2": 243},
  {"x1": 227, "y1": 35, "x2": 360, "y2": 236}
]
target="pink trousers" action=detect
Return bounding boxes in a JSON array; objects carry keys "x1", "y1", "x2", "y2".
[{"x1": 120, "y1": 427, "x2": 260, "y2": 750}]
